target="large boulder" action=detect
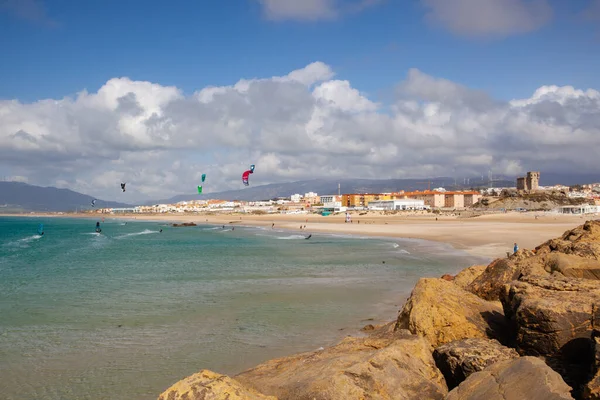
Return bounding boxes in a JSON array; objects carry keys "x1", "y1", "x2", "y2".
[
  {"x1": 500, "y1": 275, "x2": 600, "y2": 394},
  {"x1": 235, "y1": 332, "x2": 448, "y2": 400},
  {"x1": 395, "y1": 278, "x2": 507, "y2": 348},
  {"x1": 500, "y1": 275, "x2": 600, "y2": 356},
  {"x1": 433, "y1": 338, "x2": 519, "y2": 390},
  {"x1": 157, "y1": 369, "x2": 276, "y2": 400},
  {"x1": 445, "y1": 356, "x2": 574, "y2": 400},
  {"x1": 467, "y1": 250, "x2": 547, "y2": 301},
  {"x1": 453, "y1": 265, "x2": 487, "y2": 290},
  {"x1": 545, "y1": 253, "x2": 600, "y2": 280}
]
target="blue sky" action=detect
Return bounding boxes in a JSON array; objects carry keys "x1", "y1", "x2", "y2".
[
  {"x1": 1, "y1": 0, "x2": 600, "y2": 201},
  {"x1": 1, "y1": 0, "x2": 598, "y2": 103}
]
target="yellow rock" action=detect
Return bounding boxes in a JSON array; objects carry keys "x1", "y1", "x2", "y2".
[{"x1": 158, "y1": 369, "x2": 277, "y2": 400}]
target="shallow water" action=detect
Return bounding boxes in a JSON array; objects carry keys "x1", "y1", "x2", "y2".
[{"x1": 0, "y1": 216, "x2": 488, "y2": 400}]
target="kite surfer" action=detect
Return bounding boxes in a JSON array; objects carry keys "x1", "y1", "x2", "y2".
[
  {"x1": 305, "y1": 234, "x2": 312, "y2": 240},
  {"x1": 95, "y1": 221, "x2": 102, "y2": 233}
]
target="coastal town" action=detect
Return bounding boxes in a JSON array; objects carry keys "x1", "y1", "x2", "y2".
[{"x1": 93, "y1": 171, "x2": 600, "y2": 216}]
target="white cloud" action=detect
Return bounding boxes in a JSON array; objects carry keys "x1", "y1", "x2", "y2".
[
  {"x1": 255, "y1": 0, "x2": 383, "y2": 21},
  {"x1": 257, "y1": 0, "x2": 337, "y2": 21},
  {"x1": 421, "y1": 0, "x2": 553, "y2": 38},
  {"x1": 1, "y1": 62, "x2": 599, "y2": 203}
]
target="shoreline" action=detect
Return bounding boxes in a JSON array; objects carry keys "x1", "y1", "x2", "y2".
[{"x1": 2, "y1": 211, "x2": 590, "y2": 259}]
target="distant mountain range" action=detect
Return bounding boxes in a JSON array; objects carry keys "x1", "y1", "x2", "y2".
[{"x1": 0, "y1": 182, "x2": 132, "y2": 212}]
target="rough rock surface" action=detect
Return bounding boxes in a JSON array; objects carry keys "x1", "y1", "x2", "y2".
[
  {"x1": 468, "y1": 221, "x2": 600, "y2": 301},
  {"x1": 446, "y1": 356, "x2": 574, "y2": 400},
  {"x1": 433, "y1": 338, "x2": 519, "y2": 390},
  {"x1": 500, "y1": 275, "x2": 600, "y2": 394},
  {"x1": 453, "y1": 265, "x2": 487, "y2": 290},
  {"x1": 544, "y1": 252, "x2": 600, "y2": 280},
  {"x1": 235, "y1": 332, "x2": 448, "y2": 400},
  {"x1": 467, "y1": 250, "x2": 544, "y2": 301},
  {"x1": 396, "y1": 278, "x2": 507, "y2": 348},
  {"x1": 157, "y1": 369, "x2": 276, "y2": 400},
  {"x1": 500, "y1": 275, "x2": 600, "y2": 356},
  {"x1": 584, "y1": 336, "x2": 600, "y2": 399},
  {"x1": 535, "y1": 220, "x2": 600, "y2": 261}
]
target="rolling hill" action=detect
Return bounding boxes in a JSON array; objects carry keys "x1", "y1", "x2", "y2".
[{"x1": 0, "y1": 182, "x2": 133, "y2": 212}]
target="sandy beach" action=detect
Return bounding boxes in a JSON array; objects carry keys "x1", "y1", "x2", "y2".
[{"x1": 7, "y1": 211, "x2": 592, "y2": 259}]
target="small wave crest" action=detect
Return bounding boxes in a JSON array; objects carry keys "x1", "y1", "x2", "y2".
[
  {"x1": 275, "y1": 235, "x2": 307, "y2": 240},
  {"x1": 115, "y1": 229, "x2": 159, "y2": 239},
  {"x1": 392, "y1": 243, "x2": 410, "y2": 254}
]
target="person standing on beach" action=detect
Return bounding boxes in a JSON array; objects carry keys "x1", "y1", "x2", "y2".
[{"x1": 513, "y1": 243, "x2": 519, "y2": 254}]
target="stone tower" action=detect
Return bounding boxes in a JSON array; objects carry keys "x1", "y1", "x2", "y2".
[{"x1": 526, "y1": 171, "x2": 540, "y2": 191}]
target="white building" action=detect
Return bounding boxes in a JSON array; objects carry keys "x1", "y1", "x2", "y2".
[
  {"x1": 319, "y1": 194, "x2": 341, "y2": 208},
  {"x1": 368, "y1": 199, "x2": 429, "y2": 211},
  {"x1": 558, "y1": 205, "x2": 599, "y2": 214},
  {"x1": 290, "y1": 194, "x2": 302, "y2": 202},
  {"x1": 304, "y1": 192, "x2": 318, "y2": 198}
]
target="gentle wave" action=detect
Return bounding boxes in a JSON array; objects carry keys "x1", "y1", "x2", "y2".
[
  {"x1": 275, "y1": 235, "x2": 308, "y2": 240},
  {"x1": 115, "y1": 229, "x2": 159, "y2": 239}
]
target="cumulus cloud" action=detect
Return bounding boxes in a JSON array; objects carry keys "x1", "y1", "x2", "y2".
[
  {"x1": 421, "y1": 0, "x2": 553, "y2": 38},
  {"x1": 1, "y1": 61, "x2": 599, "y2": 202}
]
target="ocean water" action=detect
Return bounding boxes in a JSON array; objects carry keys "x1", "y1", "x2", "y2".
[{"x1": 0, "y1": 216, "x2": 488, "y2": 400}]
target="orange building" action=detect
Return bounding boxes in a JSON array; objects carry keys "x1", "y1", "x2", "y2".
[{"x1": 341, "y1": 193, "x2": 392, "y2": 208}]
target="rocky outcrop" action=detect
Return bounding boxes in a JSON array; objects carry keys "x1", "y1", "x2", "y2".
[
  {"x1": 468, "y1": 222, "x2": 600, "y2": 302},
  {"x1": 235, "y1": 332, "x2": 448, "y2": 400},
  {"x1": 433, "y1": 338, "x2": 519, "y2": 390},
  {"x1": 535, "y1": 220, "x2": 600, "y2": 261},
  {"x1": 500, "y1": 275, "x2": 600, "y2": 356},
  {"x1": 467, "y1": 250, "x2": 547, "y2": 301},
  {"x1": 453, "y1": 265, "x2": 486, "y2": 290},
  {"x1": 545, "y1": 253, "x2": 600, "y2": 280},
  {"x1": 172, "y1": 222, "x2": 197, "y2": 227},
  {"x1": 157, "y1": 369, "x2": 276, "y2": 400},
  {"x1": 446, "y1": 356, "x2": 574, "y2": 400},
  {"x1": 396, "y1": 278, "x2": 507, "y2": 347},
  {"x1": 500, "y1": 275, "x2": 600, "y2": 394}
]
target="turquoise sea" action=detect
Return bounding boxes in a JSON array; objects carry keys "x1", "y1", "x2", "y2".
[{"x1": 0, "y1": 216, "x2": 488, "y2": 400}]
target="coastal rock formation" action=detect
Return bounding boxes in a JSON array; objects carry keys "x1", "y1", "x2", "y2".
[
  {"x1": 535, "y1": 220, "x2": 600, "y2": 261},
  {"x1": 453, "y1": 265, "x2": 486, "y2": 290},
  {"x1": 468, "y1": 222, "x2": 600, "y2": 301},
  {"x1": 500, "y1": 275, "x2": 600, "y2": 393},
  {"x1": 500, "y1": 275, "x2": 600, "y2": 356},
  {"x1": 157, "y1": 369, "x2": 276, "y2": 400},
  {"x1": 433, "y1": 338, "x2": 519, "y2": 390},
  {"x1": 467, "y1": 250, "x2": 545, "y2": 301},
  {"x1": 395, "y1": 278, "x2": 507, "y2": 347},
  {"x1": 583, "y1": 335, "x2": 600, "y2": 399},
  {"x1": 235, "y1": 333, "x2": 448, "y2": 400},
  {"x1": 446, "y1": 356, "x2": 574, "y2": 400},
  {"x1": 172, "y1": 222, "x2": 197, "y2": 227}
]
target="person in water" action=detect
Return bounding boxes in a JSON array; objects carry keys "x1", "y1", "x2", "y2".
[
  {"x1": 159, "y1": 229, "x2": 163, "y2": 233},
  {"x1": 95, "y1": 221, "x2": 101, "y2": 233},
  {"x1": 305, "y1": 234, "x2": 312, "y2": 240}
]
